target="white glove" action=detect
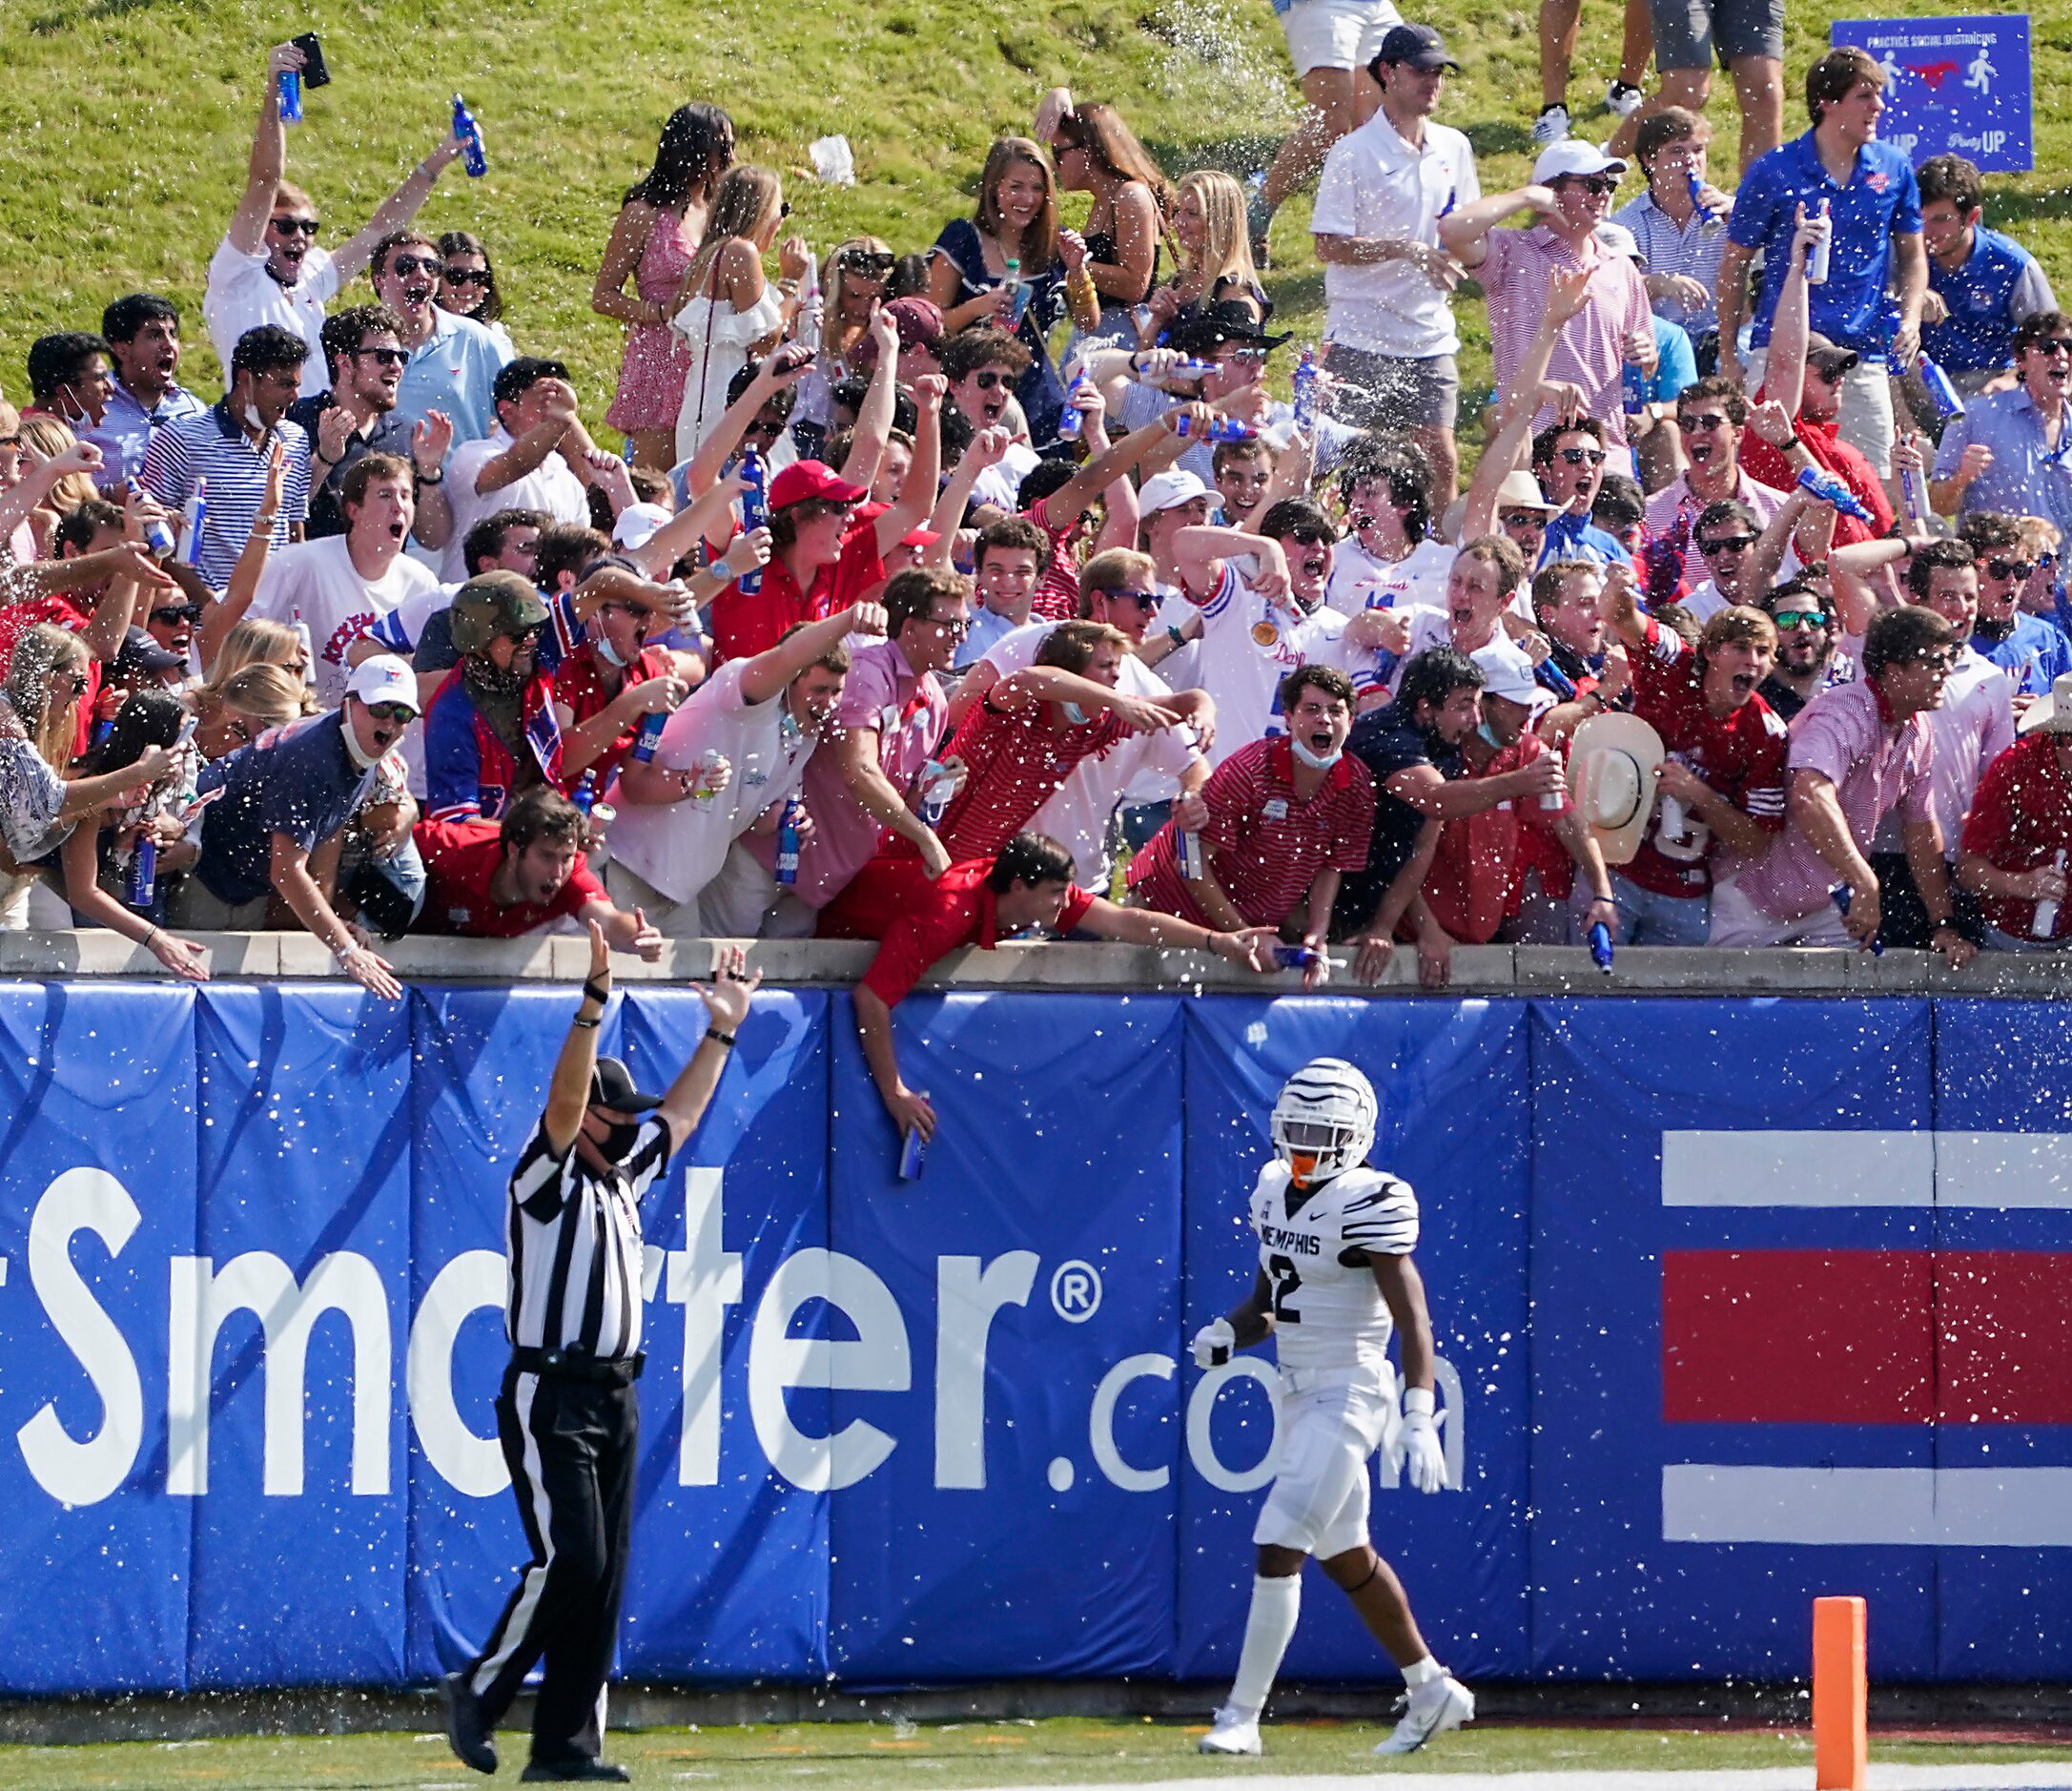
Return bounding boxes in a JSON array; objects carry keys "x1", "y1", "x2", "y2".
[
  {"x1": 1192, "y1": 1317, "x2": 1236, "y2": 1369},
  {"x1": 1392, "y1": 1387, "x2": 1447, "y2": 1493}
]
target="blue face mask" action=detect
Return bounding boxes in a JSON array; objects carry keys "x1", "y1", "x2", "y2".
[
  {"x1": 1477, "y1": 720, "x2": 1504, "y2": 750},
  {"x1": 1061, "y1": 701, "x2": 1092, "y2": 725},
  {"x1": 1288, "y1": 733, "x2": 1343, "y2": 771}
]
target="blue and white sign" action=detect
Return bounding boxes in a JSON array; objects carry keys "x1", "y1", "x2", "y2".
[{"x1": 1833, "y1": 15, "x2": 2033, "y2": 174}]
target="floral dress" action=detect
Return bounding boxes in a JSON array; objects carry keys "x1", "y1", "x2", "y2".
[{"x1": 605, "y1": 207, "x2": 698, "y2": 435}]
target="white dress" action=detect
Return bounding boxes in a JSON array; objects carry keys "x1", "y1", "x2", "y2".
[{"x1": 670, "y1": 284, "x2": 785, "y2": 463}]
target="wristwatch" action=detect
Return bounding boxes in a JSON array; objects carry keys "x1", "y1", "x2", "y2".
[{"x1": 415, "y1": 467, "x2": 444, "y2": 485}]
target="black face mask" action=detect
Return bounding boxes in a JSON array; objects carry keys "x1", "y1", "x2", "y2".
[{"x1": 592, "y1": 1116, "x2": 643, "y2": 1164}]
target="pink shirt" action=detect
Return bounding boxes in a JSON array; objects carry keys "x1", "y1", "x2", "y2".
[
  {"x1": 1481, "y1": 224, "x2": 1651, "y2": 454},
  {"x1": 790, "y1": 639, "x2": 946, "y2": 909},
  {"x1": 1730, "y1": 677, "x2": 1937, "y2": 921},
  {"x1": 1642, "y1": 467, "x2": 1789, "y2": 543}
]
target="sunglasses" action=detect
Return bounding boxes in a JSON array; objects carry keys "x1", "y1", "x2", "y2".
[
  {"x1": 270, "y1": 216, "x2": 320, "y2": 237},
  {"x1": 971, "y1": 369, "x2": 1013, "y2": 391},
  {"x1": 1771, "y1": 608, "x2": 1826, "y2": 630},
  {"x1": 1700, "y1": 533, "x2": 1758, "y2": 554},
  {"x1": 151, "y1": 604, "x2": 202, "y2": 626},
  {"x1": 387, "y1": 254, "x2": 441, "y2": 278},
  {"x1": 921, "y1": 613, "x2": 971, "y2": 637},
  {"x1": 356, "y1": 346, "x2": 410, "y2": 367},
  {"x1": 363, "y1": 702, "x2": 418, "y2": 725},
  {"x1": 219, "y1": 718, "x2": 256, "y2": 745},
  {"x1": 838, "y1": 249, "x2": 895, "y2": 278},
  {"x1": 1500, "y1": 510, "x2": 1549, "y2": 529},
  {"x1": 1678, "y1": 413, "x2": 1730, "y2": 433},
  {"x1": 1098, "y1": 588, "x2": 1162, "y2": 608},
  {"x1": 779, "y1": 201, "x2": 792, "y2": 219},
  {"x1": 2031, "y1": 338, "x2": 2072, "y2": 356},
  {"x1": 442, "y1": 267, "x2": 491, "y2": 286},
  {"x1": 1910, "y1": 651, "x2": 1958, "y2": 672},
  {"x1": 1557, "y1": 446, "x2": 1607, "y2": 465},
  {"x1": 1986, "y1": 558, "x2": 2035, "y2": 581},
  {"x1": 54, "y1": 670, "x2": 89, "y2": 697},
  {"x1": 1560, "y1": 175, "x2": 1620, "y2": 196},
  {"x1": 1282, "y1": 526, "x2": 1335, "y2": 547}
]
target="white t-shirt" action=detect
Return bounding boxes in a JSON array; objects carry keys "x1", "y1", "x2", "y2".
[
  {"x1": 441, "y1": 428, "x2": 592, "y2": 580},
  {"x1": 1310, "y1": 113, "x2": 1479, "y2": 360},
  {"x1": 249, "y1": 535, "x2": 441, "y2": 709},
  {"x1": 1386, "y1": 607, "x2": 1536, "y2": 696},
  {"x1": 979, "y1": 619, "x2": 1206, "y2": 813},
  {"x1": 1326, "y1": 536, "x2": 1454, "y2": 615},
  {"x1": 971, "y1": 441, "x2": 1042, "y2": 514},
  {"x1": 1190, "y1": 562, "x2": 1383, "y2": 762},
  {"x1": 203, "y1": 237, "x2": 340, "y2": 398},
  {"x1": 601, "y1": 658, "x2": 816, "y2": 904}
]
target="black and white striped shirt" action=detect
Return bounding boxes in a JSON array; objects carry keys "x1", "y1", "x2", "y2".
[{"x1": 504, "y1": 1115, "x2": 670, "y2": 1360}]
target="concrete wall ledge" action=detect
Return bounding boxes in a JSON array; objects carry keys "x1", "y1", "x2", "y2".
[{"x1": 0, "y1": 931, "x2": 2066, "y2": 997}]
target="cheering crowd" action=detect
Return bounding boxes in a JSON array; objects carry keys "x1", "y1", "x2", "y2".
[{"x1": 0, "y1": 26, "x2": 2069, "y2": 1128}]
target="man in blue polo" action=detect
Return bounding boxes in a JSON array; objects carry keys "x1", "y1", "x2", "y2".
[
  {"x1": 1714, "y1": 46, "x2": 1924, "y2": 483},
  {"x1": 1931, "y1": 315, "x2": 2072, "y2": 543},
  {"x1": 1918, "y1": 154, "x2": 2060, "y2": 399},
  {"x1": 84, "y1": 296, "x2": 209, "y2": 488}
]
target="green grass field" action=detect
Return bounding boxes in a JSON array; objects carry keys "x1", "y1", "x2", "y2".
[
  {"x1": 0, "y1": 0, "x2": 2065, "y2": 426},
  {"x1": 0, "y1": 1716, "x2": 2063, "y2": 1790}
]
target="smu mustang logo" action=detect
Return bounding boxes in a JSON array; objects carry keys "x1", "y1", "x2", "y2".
[{"x1": 1656, "y1": 1128, "x2": 2072, "y2": 1549}]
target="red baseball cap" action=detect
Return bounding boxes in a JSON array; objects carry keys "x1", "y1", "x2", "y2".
[
  {"x1": 897, "y1": 527, "x2": 942, "y2": 550},
  {"x1": 768, "y1": 461, "x2": 868, "y2": 509}
]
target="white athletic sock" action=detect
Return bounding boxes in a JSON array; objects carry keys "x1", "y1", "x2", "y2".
[
  {"x1": 1402, "y1": 1654, "x2": 1444, "y2": 1690},
  {"x1": 1227, "y1": 1574, "x2": 1302, "y2": 1719}
]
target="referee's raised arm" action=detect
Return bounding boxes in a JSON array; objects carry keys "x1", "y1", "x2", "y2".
[{"x1": 540, "y1": 918, "x2": 615, "y2": 1158}]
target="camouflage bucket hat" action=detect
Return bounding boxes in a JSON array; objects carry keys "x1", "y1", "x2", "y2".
[{"x1": 448, "y1": 569, "x2": 550, "y2": 655}]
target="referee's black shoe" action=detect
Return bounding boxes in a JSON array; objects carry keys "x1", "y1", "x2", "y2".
[
  {"x1": 522, "y1": 1759, "x2": 631, "y2": 1782},
  {"x1": 441, "y1": 1671, "x2": 498, "y2": 1774}
]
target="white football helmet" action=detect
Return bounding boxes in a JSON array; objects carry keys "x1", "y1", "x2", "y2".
[{"x1": 1270, "y1": 1057, "x2": 1378, "y2": 1184}]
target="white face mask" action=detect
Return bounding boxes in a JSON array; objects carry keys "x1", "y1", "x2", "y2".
[
  {"x1": 240, "y1": 401, "x2": 266, "y2": 432},
  {"x1": 593, "y1": 632, "x2": 626, "y2": 669},
  {"x1": 1289, "y1": 733, "x2": 1343, "y2": 771}
]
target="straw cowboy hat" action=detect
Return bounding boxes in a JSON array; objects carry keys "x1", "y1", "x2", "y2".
[{"x1": 1569, "y1": 710, "x2": 1665, "y2": 864}]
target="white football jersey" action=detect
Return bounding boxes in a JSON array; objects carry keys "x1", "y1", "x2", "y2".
[{"x1": 1249, "y1": 1160, "x2": 1419, "y2": 1374}]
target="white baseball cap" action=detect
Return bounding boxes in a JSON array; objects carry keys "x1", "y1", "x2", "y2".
[
  {"x1": 1471, "y1": 641, "x2": 1553, "y2": 713},
  {"x1": 346, "y1": 654, "x2": 420, "y2": 715},
  {"x1": 611, "y1": 501, "x2": 672, "y2": 552},
  {"x1": 1533, "y1": 140, "x2": 1629, "y2": 185},
  {"x1": 1139, "y1": 468, "x2": 1213, "y2": 516},
  {"x1": 1594, "y1": 220, "x2": 1642, "y2": 260},
  {"x1": 2017, "y1": 669, "x2": 2072, "y2": 735}
]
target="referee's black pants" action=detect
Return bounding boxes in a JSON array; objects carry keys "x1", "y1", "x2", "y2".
[{"x1": 465, "y1": 1361, "x2": 637, "y2": 1767}]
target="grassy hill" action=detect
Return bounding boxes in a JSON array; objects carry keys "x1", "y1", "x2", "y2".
[{"x1": 1, "y1": 0, "x2": 2066, "y2": 423}]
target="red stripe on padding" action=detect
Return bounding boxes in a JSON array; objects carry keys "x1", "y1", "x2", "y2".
[
  {"x1": 1938, "y1": 1251, "x2": 2072, "y2": 1425},
  {"x1": 1662, "y1": 1250, "x2": 1934, "y2": 1424}
]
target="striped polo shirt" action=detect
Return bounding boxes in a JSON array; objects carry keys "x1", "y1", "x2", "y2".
[{"x1": 138, "y1": 400, "x2": 313, "y2": 591}]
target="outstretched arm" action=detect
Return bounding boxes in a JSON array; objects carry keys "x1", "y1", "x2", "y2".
[
  {"x1": 542, "y1": 920, "x2": 613, "y2": 1155},
  {"x1": 654, "y1": 945, "x2": 762, "y2": 1154},
  {"x1": 329, "y1": 134, "x2": 465, "y2": 284},
  {"x1": 226, "y1": 43, "x2": 300, "y2": 257}
]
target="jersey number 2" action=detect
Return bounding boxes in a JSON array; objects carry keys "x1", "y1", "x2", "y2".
[{"x1": 1267, "y1": 1254, "x2": 1303, "y2": 1325}]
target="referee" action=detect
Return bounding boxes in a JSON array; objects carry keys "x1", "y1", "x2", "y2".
[{"x1": 442, "y1": 920, "x2": 756, "y2": 1782}]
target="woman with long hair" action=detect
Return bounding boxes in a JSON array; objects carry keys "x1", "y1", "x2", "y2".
[
  {"x1": 0, "y1": 623, "x2": 183, "y2": 943},
  {"x1": 820, "y1": 237, "x2": 896, "y2": 367},
  {"x1": 927, "y1": 136, "x2": 1098, "y2": 447},
  {"x1": 1138, "y1": 171, "x2": 1269, "y2": 347},
  {"x1": 669, "y1": 165, "x2": 811, "y2": 463},
  {"x1": 1046, "y1": 100, "x2": 1174, "y2": 343},
  {"x1": 593, "y1": 102, "x2": 736, "y2": 468},
  {"x1": 438, "y1": 230, "x2": 514, "y2": 356},
  {"x1": 14, "y1": 417, "x2": 100, "y2": 560},
  {"x1": 190, "y1": 660, "x2": 309, "y2": 760}
]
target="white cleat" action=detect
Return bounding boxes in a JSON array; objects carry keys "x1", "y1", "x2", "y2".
[
  {"x1": 1374, "y1": 1675, "x2": 1475, "y2": 1756},
  {"x1": 1197, "y1": 1705, "x2": 1263, "y2": 1756}
]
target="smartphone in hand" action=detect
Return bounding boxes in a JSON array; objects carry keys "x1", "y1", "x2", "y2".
[{"x1": 291, "y1": 31, "x2": 331, "y2": 86}]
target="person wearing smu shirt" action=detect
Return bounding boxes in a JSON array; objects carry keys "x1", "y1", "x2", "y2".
[
  {"x1": 1917, "y1": 154, "x2": 2059, "y2": 400},
  {"x1": 1597, "y1": 562, "x2": 1788, "y2": 943}
]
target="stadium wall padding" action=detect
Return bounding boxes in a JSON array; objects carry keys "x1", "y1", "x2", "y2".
[{"x1": 0, "y1": 982, "x2": 2064, "y2": 1695}]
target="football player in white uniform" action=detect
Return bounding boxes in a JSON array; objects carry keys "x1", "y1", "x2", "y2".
[{"x1": 1190, "y1": 1057, "x2": 1471, "y2": 1760}]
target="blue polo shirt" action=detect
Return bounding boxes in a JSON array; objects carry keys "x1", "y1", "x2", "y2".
[
  {"x1": 1973, "y1": 612, "x2": 2072, "y2": 701},
  {"x1": 83, "y1": 380, "x2": 208, "y2": 488},
  {"x1": 1923, "y1": 226, "x2": 2058, "y2": 376},
  {"x1": 394, "y1": 307, "x2": 512, "y2": 447},
  {"x1": 194, "y1": 711, "x2": 377, "y2": 905},
  {"x1": 1931, "y1": 385, "x2": 2072, "y2": 542},
  {"x1": 1539, "y1": 507, "x2": 1633, "y2": 570},
  {"x1": 1729, "y1": 132, "x2": 1921, "y2": 359}
]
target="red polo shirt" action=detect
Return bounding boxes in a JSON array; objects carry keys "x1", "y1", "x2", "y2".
[
  {"x1": 819, "y1": 855, "x2": 1098, "y2": 1005},
  {"x1": 1127, "y1": 736, "x2": 1374, "y2": 929},
  {"x1": 1426, "y1": 734, "x2": 1570, "y2": 942},
  {"x1": 552, "y1": 643, "x2": 674, "y2": 789},
  {"x1": 1960, "y1": 733, "x2": 2072, "y2": 941},
  {"x1": 413, "y1": 819, "x2": 606, "y2": 937},
  {"x1": 905, "y1": 695, "x2": 1130, "y2": 865},
  {"x1": 1024, "y1": 495, "x2": 1082, "y2": 621}
]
